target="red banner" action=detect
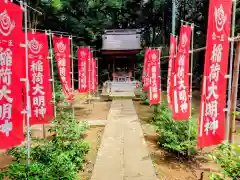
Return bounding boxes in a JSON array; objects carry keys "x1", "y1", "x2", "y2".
[
  {"x1": 0, "y1": 1, "x2": 24, "y2": 149},
  {"x1": 197, "y1": 1, "x2": 232, "y2": 148},
  {"x1": 28, "y1": 32, "x2": 53, "y2": 125},
  {"x1": 78, "y1": 47, "x2": 89, "y2": 92},
  {"x1": 143, "y1": 48, "x2": 150, "y2": 90},
  {"x1": 167, "y1": 35, "x2": 177, "y2": 108},
  {"x1": 173, "y1": 25, "x2": 192, "y2": 120},
  {"x1": 90, "y1": 58, "x2": 97, "y2": 92},
  {"x1": 148, "y1": 49, "x2": 161, "y2": 104},
  {"x1": 95, "y1": 58, "x2": 98, "y2": 91},
  {"x1": 88, "y1": 51, "x2": 93, "y2": 92},
  {"x1": 53, "y1": 36, "x2": 73, "y2": 101}
]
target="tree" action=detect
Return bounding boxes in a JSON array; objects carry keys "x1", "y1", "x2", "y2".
[{"x1": 25, "y1": 0, "x2": 221, "y2": 87}]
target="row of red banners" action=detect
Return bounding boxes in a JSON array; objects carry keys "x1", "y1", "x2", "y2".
[
  {"x1": 0, "y1": 0, "x2": 233, "y2": 150},
  {"x1": 78, "y1": 47, "x2": 97, "y2": 93},
  {"x1": 142, "y1": 48, "x2": 162, "y2": 105},
  {"x1": 142, "y1": 0, "x2": 232, "y2": 149},
  {"x1": 0, "y1": 1, "x2": 98, "y2": 149}
]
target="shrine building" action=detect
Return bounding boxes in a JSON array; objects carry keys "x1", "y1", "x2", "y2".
[{"x1": 101, "y1": 29, "x2": 141, "y2": 82}]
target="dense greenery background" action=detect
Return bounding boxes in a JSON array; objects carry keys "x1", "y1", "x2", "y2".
[{"x1": 18, "y1": 0, "x2": 240, "y2": 89}]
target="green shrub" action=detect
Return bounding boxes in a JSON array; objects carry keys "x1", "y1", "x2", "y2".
[
  {"x1": 153, "y1": 103, "x2": 198, "y2": 155},
  {"x1": 209, "y1": 142, "x2": 240, "y2": 180},
  {"x1": 55, "y1": 81, "x2": 65, "y2": 103},
  {"x1": 0, "y1": 162, "x2": 47, "y2": 179},
  {"x1": 0, "y1": 108, "x2": 90, "y2": 180},
  {"x1": 142, "y1": 99, "x2": 149, "y2": 105},
  {"x1": 140, "y1": 90, "x2": 150, "y2": 105},
  {"x1": 50, "y1": 107, "x2": 89, "y2": 140},
  {"x1": 232, "y1": 111, "x2": 240, "y2": 117}
]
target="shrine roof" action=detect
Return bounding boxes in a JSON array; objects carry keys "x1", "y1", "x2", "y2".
[{"x1": 102, "y1": 29, "x2": 141, "y2": 51}]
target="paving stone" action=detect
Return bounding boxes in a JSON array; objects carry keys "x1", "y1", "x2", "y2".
[{"x1": 91, "y1": 100, "x2": 157, "y2": 180}]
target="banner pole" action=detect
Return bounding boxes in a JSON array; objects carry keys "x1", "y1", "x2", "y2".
[
  {"x1": 23, "y1": 2, "x2": 31, "y2": 166},
  {"x1": 229, "y1": 36, "x2": 240, "y2": 142},
  {"x1": 188, "y1": 23, "x2": 194, "y2": 156},
  {"x1": 70, "y1": 36, "x2": 75, "y2": 119},
  {"x1": 48, "y1": 30, "x2": 57, "y2": 118},
  {"x1": 226, "y1": 0, "x2": 236, "y2": 142}
]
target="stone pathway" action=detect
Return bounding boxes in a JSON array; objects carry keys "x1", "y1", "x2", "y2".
[
  {"x1": 109, "y1": 91, "x2": 135, "y2": 98},
  {"x1": 91, "y1": 99, "x2": 158, "y2": 180}
]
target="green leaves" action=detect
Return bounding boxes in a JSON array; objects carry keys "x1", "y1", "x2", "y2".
[
  {"x1": 210, "y1": 142, "x2": 240, "y2": 180},
  {"x1": 140, "y1": 90, "x2": 150, "y2": 105},
  {"x1": 0, "y1": 107, "x2": 89, "y2": 179},
  {"x1": 153, "y1": 103, "x2": 198, "y2": 155},
  {"x1": 0, "y1": 162, "x2": 47, "y2": 180},
  {"x1": 51, "y1": 0, "x2": 62, "y2": 9},
  {"x1": 232, "y1": 111, "x2": 240, "y2": 117}
]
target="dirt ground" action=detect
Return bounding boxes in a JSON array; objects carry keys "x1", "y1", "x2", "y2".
[
  {"x1": 78, "y1": 126, "x2": 104, "y2": 180},
  {"x1": 0, "y1": 100, "x2": 109, "y2": 180},
  {"x1": 77, "y1": 100, "x2": 110, "y2": 179},
  {"x1": 75, "y1": 100, "x2": 111, "y2": 121},
  {"x1": 134, "y1": 100, "x2": 216, "y2": 180},
  {"x1": 2, "y1": 95, "x2": 236, "y2": 179}
]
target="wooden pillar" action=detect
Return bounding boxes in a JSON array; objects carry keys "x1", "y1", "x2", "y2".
[{"x1": 229, "y1": 38, "x2": 240, "y2": 143}]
